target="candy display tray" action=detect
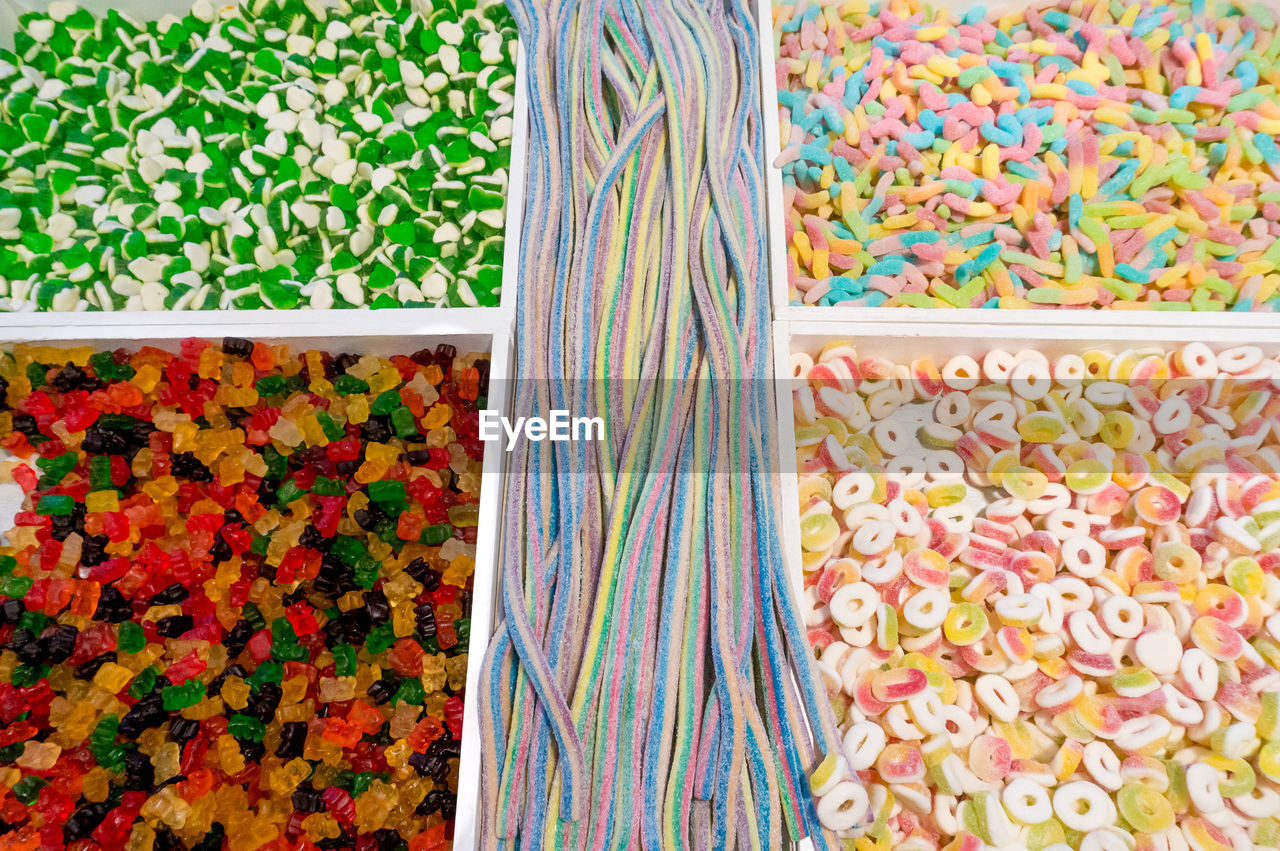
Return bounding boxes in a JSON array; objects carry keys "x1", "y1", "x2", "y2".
[
  {"x1": 3, "y1": 0, "x2": 529, "y2": 845},
  {"x1": 770, "y1": 314, "x2": 1280, "y2": 849},
  {"x1": 754, "y1": 0, "x2": 1280, "y2": 328},
  {"x1": 0, "y1": 301, "x2": 515, "y2": 851},
  {"x1": 0, "y1": 0, "x2": 528, "y2": 317}
]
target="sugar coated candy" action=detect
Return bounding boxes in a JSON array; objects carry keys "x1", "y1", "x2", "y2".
[
  {"x1": 795, "y1": 340, "x2": 1280, "y2": 849},
  {"x1": 776, "y1": 0, "x2": 1280, "y2": 310}
]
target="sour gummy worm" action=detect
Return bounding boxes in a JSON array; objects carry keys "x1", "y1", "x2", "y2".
[{"x1": 0, "y1": 0, "x2": 516, "y2": 311}]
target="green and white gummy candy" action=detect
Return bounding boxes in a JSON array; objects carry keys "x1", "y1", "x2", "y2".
[{"x1": 0, "y1": 0, "x2": 516, "y2": 311}]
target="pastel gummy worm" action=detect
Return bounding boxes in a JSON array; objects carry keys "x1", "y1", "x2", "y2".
[
  {"x1": 774, "y1": 0, "x2": 1280, "y2": 310},
  {"x1": 0, "y1": 338, "x2": 488, "y2": 849},
  {"x1": 0, "y1": 0, "x2": 515, "y2": 311}
]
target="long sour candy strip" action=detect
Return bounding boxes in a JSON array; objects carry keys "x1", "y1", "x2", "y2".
[
  {"x1": 477, "y1": 0, "x2": 859, "y2": 846},
  {"x1": 775, "y1": 0, "x2": 1280, "y2": 310}
]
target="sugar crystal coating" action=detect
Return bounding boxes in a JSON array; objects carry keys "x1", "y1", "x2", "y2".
[
  {"x1": 775, "y1": 0, "x2": 1280, "y2": 310},
  {"x1": 793, "y1": 341, "x2": 1280, "y2": 848}
]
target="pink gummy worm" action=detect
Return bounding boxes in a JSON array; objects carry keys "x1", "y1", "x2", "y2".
[
  {"x1": 981, "y1": 181, "x2": 1021, "y2": 207},
  {"x1": 994, "y1": 224, "x2": 1022, "y2": 245},
  {"x1": 896, "y1": 140, "x2": 922, "y2": 163},
  {"x1": 868, "y1": 236, "x2": 904, "y2": 257},
  {"x1": 1025, "y1": 226, "x2": 1050, "y2": 260},
  {"x1": 864, "y1": 47, "x2": 885, "y2": 80},
  {"x1": 901, "y1": 262, "x2": 928, "y2": 290},
  {"x1": 942, "y1": 193, "x2": 972, "y2": 215},
  {"x1": 1067, "y1": 132, "x2": 1084, "y2": 173},
  {"x1": 849, "y1": 22, "x2": 884, "y2": 41},
  {"x1": 861, "y1": 77, "x2": 884, "y2": 107},
  {"x1": 1132, "y1": 36, "x2": 1154, "y2": 69},
  {"x1": 1184, "y1": 191, "x2": 1222, "y2": 223},
  {"x1": 868, "y1": 274, "x2": 905, "y2": 295},
  {"x1": 1113, "y1": 231, "x2": 1148, "y2": 265},
  {"x1": 803, "y1": 278, "x2": 832, "y2": 304},
  {"x1": 869, "y1": 118, "x2": 910, "y2": 140},
  {"x1": 1033, "y1": 64, "x2": 1059, "y2": 85},
  {"x1": 882, "y1": 98, "x2": 906, "y2": 122},
  {"x1": 804, "y1": 215, "x2": 830, "y2": 249},
  {"x1": 1009, "y1": 264, "x2": 1047, "y2": 288},
  {"x1": 1109, "y1": 33, "x2": 1137, "y2": 64},
  {"x1": 1211, "y1": 260, "x2": 1244, "y2": 278},
  {"x1": 1025, "y1": 9, "x2": 1054, "y2": 36},
  {"x1": 914, "y1": 209, "x2": 949, "y2": 233},
  {"x1": 1207, "y1": 225, "x2": 1246, "y2": 246},
  {"x1": 912, "y1": 240, "x2": 947, "y2": 263},
  {"x1": 920, "y1": 84, "x2": 948, "y2": 112},
  {"x1": 898, "y1": 41, "x2": 933, "y2": 65},
  {"x1": 774, "y1": 146, "x2": 805, "y2": 168}
]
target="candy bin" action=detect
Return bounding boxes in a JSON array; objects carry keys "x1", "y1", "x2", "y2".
[
  {"x1": 763, "y1": 0, "x2": 1280, "y2": 315},
  {"x1": 0, "y1": 0, "x2": 525, "y2": 312},
  {"x1": 775, "y1": 315, "x2": 1280, "y2": 850},
  {"x1": 0, "y1": 315, "x2": 511, "y2": 851}
]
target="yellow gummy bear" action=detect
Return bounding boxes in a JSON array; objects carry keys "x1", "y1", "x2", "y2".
[
  {"x1": 93, "y1": 663, "x2": 135, "y2": 694},
  {"x1": 221, "y1": 677, "x2": 250, "y2": 711}
]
